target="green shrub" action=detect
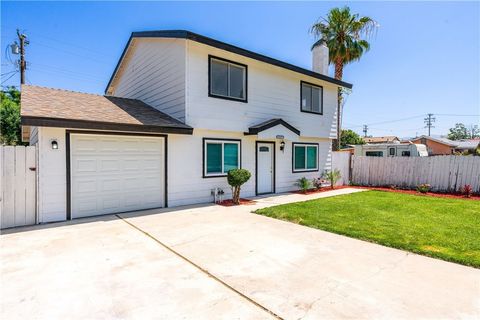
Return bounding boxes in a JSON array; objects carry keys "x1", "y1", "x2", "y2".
[
  {"x1": 295, "y1": 177, "x2": 312, "y2": 193},
  {"x1": 416, "y1": 183, "x2": 431, "y2": 194},
  {"x1": 227, "y1": 169, "x2": 251, "y2": 205},
  {"x1": 323, "y1": 169, "x2": 342, "y2": 189}
]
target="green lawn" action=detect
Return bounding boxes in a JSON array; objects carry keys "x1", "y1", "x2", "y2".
[{"x1": 255, "y1": 191, "x2": 480, "y2": 268}]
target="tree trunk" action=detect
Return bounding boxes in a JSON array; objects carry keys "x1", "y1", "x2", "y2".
[
  {"x1": 333, "y1": 59, "x2": 344, "y2": 151},
  {"x1": 233, "y1": 186, "x2": 241, "y2": 205}
]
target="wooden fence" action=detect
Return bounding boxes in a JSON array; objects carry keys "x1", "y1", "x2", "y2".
[
  {"x1": 0, "y1": 146, "x2": 36, "y2": 229},
  {"x1": 351, "y1": 155, "x2": 480, "y2": 193},
  {"x1": 332, "y1": 151, "x2": 351, "y2": 186}
]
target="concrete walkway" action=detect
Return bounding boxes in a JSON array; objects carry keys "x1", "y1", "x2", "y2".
[{"x1": 2, "y1": 188, "x2": 479, "y2": 319}]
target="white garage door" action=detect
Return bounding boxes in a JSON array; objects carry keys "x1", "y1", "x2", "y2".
[{"x1": 70, "y1": 134, "x2": 165, "y2": 218}]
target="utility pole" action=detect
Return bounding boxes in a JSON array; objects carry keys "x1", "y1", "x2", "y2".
[
  {"x1": 424, "y1": 113, "x2": 435, "y2": 136},
  {"x1": 363, "y1": 125, "x2": 368, "y2": 137},
  {"x1": 16, "y1": 29, "x2": 28, "y2": 84}
]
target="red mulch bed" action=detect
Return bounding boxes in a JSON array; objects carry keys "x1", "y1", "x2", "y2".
[
  {"x1": 217, "y1": 198, "x2": 257, "y2": 206},
  {"x1": 354, "y1": 186, "x2": 480, "y2": 201},
  {"x1": 291, "y1": 185, "x2": 351, "y2": 195}
]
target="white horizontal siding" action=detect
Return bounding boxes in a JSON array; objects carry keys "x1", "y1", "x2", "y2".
[
  {"x1": 186, "y1": 41, "x2": 338, "y2": 139},
  {"x1": 113, "y1": 38, "x2": 187, "y2": 122},
  {"x1": 168, "y1": 129, "x2": 331, "y2": 207}
]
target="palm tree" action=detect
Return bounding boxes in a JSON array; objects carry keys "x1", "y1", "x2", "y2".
[{"x1": 311, "y1": 7, "x2": 378, "y2": 150}]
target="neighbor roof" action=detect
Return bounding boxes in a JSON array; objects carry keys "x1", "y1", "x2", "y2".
[
  {"x1": 105, "y1": 30, "x2": 353, "y2": 94},
  {"x1": 21, "y1": 85, "x2": 193, "y2": 134},
  {"x1": 364, "y1": 136, "x2": 400, "y2": 143},
  {"x1": 455, "y1": 139, "x2": 480, "y2": 150},
  {"x1": 412, "y1": 135, "x2": 457, "y2": 147}
]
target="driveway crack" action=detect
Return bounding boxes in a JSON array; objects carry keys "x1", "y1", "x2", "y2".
[{"x1": 115, "y1": 214, "x2": 284, "y2": 320}]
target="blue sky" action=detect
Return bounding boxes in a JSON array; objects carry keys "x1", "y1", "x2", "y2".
[{"x1": 1, "y1": 1, "x2": 479, "y2": 138}]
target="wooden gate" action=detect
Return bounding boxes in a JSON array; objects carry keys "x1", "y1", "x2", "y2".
[{"x1": 0, "y1": 146, "x2": 36, "y2": 229}]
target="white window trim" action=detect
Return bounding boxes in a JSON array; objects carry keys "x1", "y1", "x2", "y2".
[
  {"x1": 209, "y1": 57, "x2": 247, "y2": 101},
  {"x1": 204, "y1": 139, "x2": 241, "y2": 177},
  {"x1": 292, "y1": 143, "x2": 319, "y2": 172}
]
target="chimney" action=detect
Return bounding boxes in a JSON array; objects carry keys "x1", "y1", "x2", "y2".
[{"x1": 312, "y1": 42, "x2": 329, "y2": 76}]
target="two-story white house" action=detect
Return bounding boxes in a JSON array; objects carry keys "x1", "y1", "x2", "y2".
[{"x1": 21, "y1": 30, "x2": 353, "y2": 223}]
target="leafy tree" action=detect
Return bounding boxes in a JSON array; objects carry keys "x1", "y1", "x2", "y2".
[
  {"x1": 1, "y1": 87, "x2": 22, "y2": 145},
  {"x1": 311, "y1": 7, "x2": 378, "y2": 150},
  {"x1": 340, "y1": 129, "x2": 364, "y2": 147},
  {"x1": 448, "y1": 123, "x2": 469, "y2": 140}
]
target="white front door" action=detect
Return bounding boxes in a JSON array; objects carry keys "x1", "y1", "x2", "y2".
[
  {"x1": 70, "y1": 133, "x2": 165, "y2": 218},
  {"x1": 257, "y1": 142, "x2": 274, "y2": 194}
]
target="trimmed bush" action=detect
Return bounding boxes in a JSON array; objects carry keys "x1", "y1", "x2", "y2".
[{"x1": 227, "y1": 169, "x2": 251, "y2": 205}]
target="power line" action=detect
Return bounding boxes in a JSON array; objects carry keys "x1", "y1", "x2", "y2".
[
  {"x1": 1, "y1": 71, "x2": 18, "y2": 84},
  {"x1": 436, "y1": 114, "x2": 480, "y2": 117}
]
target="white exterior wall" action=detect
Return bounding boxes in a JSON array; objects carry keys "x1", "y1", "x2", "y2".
[
  {"x1": 113, "y1": 38, "x2": 187, "y2": 122},
  {"x1": 168, "y1": 129, "x2": 331, "y2": 207},
  {"x1": 185, "y1": 41, "x2": 338, "y2": 139},
  {"x1": 37, "y1": 127, "x2": 67, "y2": 223}
]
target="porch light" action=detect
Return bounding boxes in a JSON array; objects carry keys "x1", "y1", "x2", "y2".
[
  {"x1": 51, "y1": 140, "x2": 59, "y2": 150},
  {"x1": 280, "y1": 141, "x2": 285, "y2": 152}
]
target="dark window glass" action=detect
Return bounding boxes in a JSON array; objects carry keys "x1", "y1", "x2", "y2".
[
  {"x1": 294, "y1": 146, "x2": 306, "y2": 170},
  {"x1": 223, "y1": 143, "x2": 239, "y2": 173},
  {"x1": 229, "y1": 64, "x2": 245, "y2": 99},
  {"x1": 301, "y1": 83, "x2": 323, "y2": 114},
  {"x1": 206, "y1": 143, "x2": 222, "y2": 174},
  {"x1": 366, "y1": 151, "x2": 384, "y2": 157},
  {"x1": 210, "y1": 58, "x2": 246, "y2": 101},
  {"x1": 210, "y1": 60, "x2": 228, "y2": 97}
]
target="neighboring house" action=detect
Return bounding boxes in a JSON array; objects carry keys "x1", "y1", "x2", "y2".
[
  {"x1": 20, "y1": 30, "x2": 352, "y2": 223},
  {"x1": 410, "y1": 135, "x2": 480, "y2": 155},
  {"x1": 363, "y1": 136, "x2": 400, "y2": 144},
  {"x1": 454, "y1": 139, "x2": 480, "y2": 154}
]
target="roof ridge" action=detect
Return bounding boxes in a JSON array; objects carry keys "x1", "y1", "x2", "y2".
[{"x1": 22, "y1": 84, "x2": 143, "y2": 102}]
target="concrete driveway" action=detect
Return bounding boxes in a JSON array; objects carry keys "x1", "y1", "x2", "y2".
[{"x1": 2, "y1": 188, "x2": 479, "y2": 319}]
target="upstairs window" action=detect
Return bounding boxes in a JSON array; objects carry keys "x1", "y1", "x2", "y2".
[
  {"x1": 301, "y1": 81, "x2": 323, "y2": 114},
  {"x1": 203, "y1": 139, "x2": 241, "y2": 177},
  {"x1": 209, "y1": 56, "x2": 247, "y2": 102},
  {"x1": 293, "y1": 143, "x2": 318, "y2": 172}
]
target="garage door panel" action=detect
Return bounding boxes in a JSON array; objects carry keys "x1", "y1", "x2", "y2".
[
  {"x1": 75, "y1": 159, "x2": 97, "y2": 173},
  {"x1": 99, "y1": 159, "x2": 121, "y2": 172},
  {"x1": 71, "y1": 134, "x2": 165, "y2": 218}
]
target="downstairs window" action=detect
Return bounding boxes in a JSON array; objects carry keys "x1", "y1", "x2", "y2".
[
  {"x1": 293, "y1": 143, "x2": 319, "y2": 172},
  {"x1": 204, "y1": 139, "x2": 241, "y2": 177}
]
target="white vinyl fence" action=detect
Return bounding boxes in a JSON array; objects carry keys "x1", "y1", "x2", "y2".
[
  {"x1": 352, "y1": 155, "x2": 480, "y2": 193},
  {"x1": 0, "y1": 146, "x2": 36, "y2": 229},
  {"x1": 332, "y1": 151, "x2": 351, "y2": 186}
]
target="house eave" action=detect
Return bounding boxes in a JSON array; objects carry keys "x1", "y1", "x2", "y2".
[
  {"x1": 105, "y1": 30, "x2": 353, "y2": 94},
  {"x1": 21, "y1": 116, "x2": 194, "y2": 135}
]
